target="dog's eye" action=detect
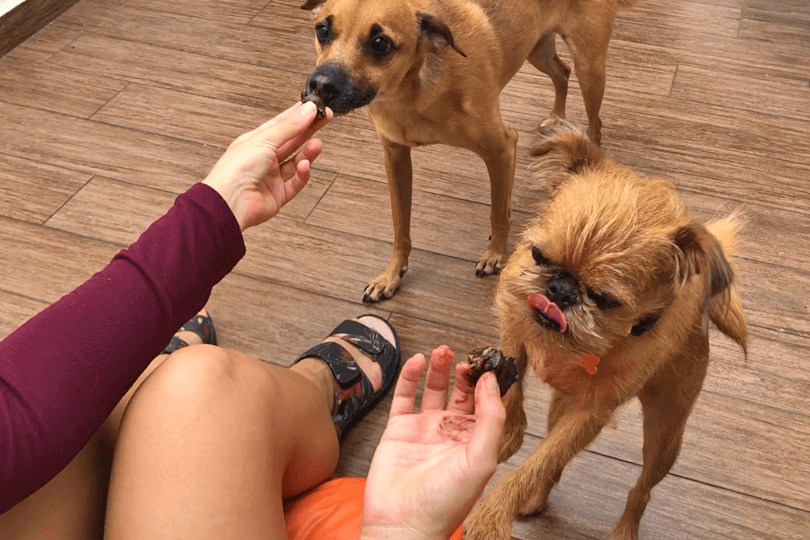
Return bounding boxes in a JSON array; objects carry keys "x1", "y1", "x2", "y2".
[
  {"x1": 587, "y1": 289, "x2": 621, "y2": 310},
  {"x1": 316, "y1": 24, "x2": 330, "y2": 44},
  {"x1": 369, "y1": 36, "x2": 394, "y2": 56},
  {"x1": 531, "y1": 245, "x2": 550, "y2": 267}
]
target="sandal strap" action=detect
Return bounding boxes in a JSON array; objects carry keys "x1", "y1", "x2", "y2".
[
  {"x1": 327, "y1": 319, "x2": 398, "y2": 372},
  {"x1": 162, "y1": 312, "x2": 217, "y2": 355},
  {"x1": 293, "y1": 317, "x2": 400, "y2": 438}
]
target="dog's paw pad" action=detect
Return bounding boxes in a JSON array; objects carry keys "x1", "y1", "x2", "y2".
[{"x1": 466, "y1": 347, "x2": 519, "y2": 396}]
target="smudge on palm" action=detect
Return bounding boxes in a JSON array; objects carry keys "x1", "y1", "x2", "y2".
[
  {"x1": 466, "y1": 347, "x2": 519, "y2": 396},
  {"x1": 438, "y1": 415, "x2": 476, "y2": 443}
]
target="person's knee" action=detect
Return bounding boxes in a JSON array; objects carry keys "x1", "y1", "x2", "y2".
[{"x1": 136, "y1": 345, "x2": 245, "y2": 410}]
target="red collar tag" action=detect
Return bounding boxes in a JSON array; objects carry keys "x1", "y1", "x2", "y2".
[{"x1": 582, "y1": 354, "x2": 600, "y2": 375}]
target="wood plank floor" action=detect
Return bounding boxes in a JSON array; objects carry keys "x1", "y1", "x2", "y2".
[{"x1": 1, "y1": 0, "x2": 808, "y2": 537}]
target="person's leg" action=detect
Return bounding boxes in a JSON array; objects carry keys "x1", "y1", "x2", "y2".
[
  {"x1": 104, "y1": 315, "x2": 392, "y2": 540},
  {"x1": 0, "y1": 311, "x2": 213, "y2": 540}
]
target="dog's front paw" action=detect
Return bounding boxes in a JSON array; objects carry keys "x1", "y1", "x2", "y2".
[
  {"x1": 463, "y1": 494, "x2": 513, "y2": 540},
  {"x1": 475, "y1": 249, "x2": 505, "y2": 277},
  {"x1": 608, "y1": 520, "x2": 639, "y2": 540},
  {"x1": 362, "y1": 267, "x2": 406, "y2": 304}
]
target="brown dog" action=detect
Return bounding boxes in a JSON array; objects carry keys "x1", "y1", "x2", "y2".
[
  {"x1": 462, "y1": 125, "x2": 748, "y2": 540},
  {"x1": 300, "y1": 0, "x2": 637, "y2": 303}
]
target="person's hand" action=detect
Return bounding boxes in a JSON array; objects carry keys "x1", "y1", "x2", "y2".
[
  {"x1": 203, "y1": 101, "x2": 332, "y2": 231},
  {"x1": 360, "y1": 347, "x2": 506, "y2": 540}
]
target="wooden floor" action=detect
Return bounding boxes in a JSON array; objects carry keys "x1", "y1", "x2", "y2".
[{"x1": 1, "y1": 0, "x2": 809, "y2": 538}]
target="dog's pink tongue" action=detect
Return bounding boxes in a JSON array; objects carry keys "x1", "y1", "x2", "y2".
[{"x1": 527, "y1": 293, "x2": 568, "y2": 333}]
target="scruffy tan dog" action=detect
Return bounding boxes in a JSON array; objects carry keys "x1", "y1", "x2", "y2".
[
  {"x1": 299, "y1": 0, "x2": 638, "y2": 303},
  {"x1": 463, "y1": 125, "x2": 748, "y2": 540}
]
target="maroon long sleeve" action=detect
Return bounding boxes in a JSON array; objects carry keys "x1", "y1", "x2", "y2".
[{"x1": 0, "y1": 183, "x2": 246, "y2": 514}]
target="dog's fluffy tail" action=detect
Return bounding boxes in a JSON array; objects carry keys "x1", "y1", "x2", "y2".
[
  {"x1": 529, "y1": 122, "x2": 607, "y2": 182},
  {"x1": 706, "y1": 214, "x2": 748, "y2": 357}
]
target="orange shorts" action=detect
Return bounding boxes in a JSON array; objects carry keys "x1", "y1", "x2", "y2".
[{"x1": 284, "y1": 477, "x2": 464, "y2": 540}]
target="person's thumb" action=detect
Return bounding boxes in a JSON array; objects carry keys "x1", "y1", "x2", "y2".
[
  {"x1": 467, "y1": 372, "x2": 506, "y2": 470},
  {"x1": 259, "y1": 101, "x2": 319, "y2": 150}
]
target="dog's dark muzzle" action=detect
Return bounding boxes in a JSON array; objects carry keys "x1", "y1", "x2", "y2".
[{"x1": 302, "y1": 64, "x2": 377, "y2": 115}]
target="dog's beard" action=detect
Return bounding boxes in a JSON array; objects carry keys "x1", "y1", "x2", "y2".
[{"x1": 511, "y1": 265, "x2": 626, "y2": 358}]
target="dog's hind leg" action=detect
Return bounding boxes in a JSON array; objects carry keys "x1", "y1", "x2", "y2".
[
  {"x1": 609, "y1": 356, "x2": 708, "y2": 540},
  {"x1": 527, "y1": 33, "x2": 571, "y2": 134},
  {"x1": 564, "y1": 14, "x2": 615, "y2": 146},
  {"x1": 474, "y1": 123, "x2": 518, "y2": 277},
  {"x1": 464, "y1": 396, "x2": 616, "y2": 540},
  {"x1": 363, "y1": 139, "x2": 413, "y2": 303}
]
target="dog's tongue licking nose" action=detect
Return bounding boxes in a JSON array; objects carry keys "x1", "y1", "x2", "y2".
[{"x1": 527, "y1": 293, "x2": 568, "y2": 333}]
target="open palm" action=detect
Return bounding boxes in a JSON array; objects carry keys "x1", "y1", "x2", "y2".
[{"x1": 362, "y1": 348, "x2": 506, "y2": 540}]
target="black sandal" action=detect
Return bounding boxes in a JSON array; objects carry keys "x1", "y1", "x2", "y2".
[
  {"x1": 293, "y1": 314, "x2": 401, "y2": 439},
  {"x1": 162, "y1": 311, "x2": 218, "y2": 355}
]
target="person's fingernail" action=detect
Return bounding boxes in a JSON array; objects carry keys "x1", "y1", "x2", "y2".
[{"x1": 300, "y1": 101, "x2": 316, "y2": 116}]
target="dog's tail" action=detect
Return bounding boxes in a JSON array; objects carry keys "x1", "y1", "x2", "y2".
[
  {"x1": 529, "y1": 122, "x2": 607, "y2": 183},
  {"x1": 705, "y1": 214, "x2": 748, "y2": 357}
]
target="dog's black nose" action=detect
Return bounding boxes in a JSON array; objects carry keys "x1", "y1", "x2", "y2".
[
  {"x1": 306, "y1": 65, "x2": 348, "y2": 102},
  {"x1": 307, "y1": 74, "x2": 339, "y2": 101},
  {"x1": 546, "y1": 273, "x2": 579, "y2": 310}
]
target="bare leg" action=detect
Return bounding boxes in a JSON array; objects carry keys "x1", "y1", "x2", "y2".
[
  {"x1": 104, "y1": 316, "x2": 391, "y2": 540},
  {"x1": 0, "y1": 311, "x2": 209, "y2": 540}
]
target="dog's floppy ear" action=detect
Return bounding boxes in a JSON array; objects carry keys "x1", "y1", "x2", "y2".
[
  {"x1": 416, "y1": 11, "x2": 467, "y2": 57},
  {"x1": 301, "y1": 0, "x2": 324, "y2": 10},
  {"x1": 673, "y1": 222, "x2": 733, "y2": 299}
]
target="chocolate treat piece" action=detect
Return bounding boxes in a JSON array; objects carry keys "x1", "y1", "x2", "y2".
[
  {"x1": 300, "y1": 92, "x2": 327, "y2": 118},
  {"x1": 466, "y1": 347, "x2": 519, "y2": 397}
]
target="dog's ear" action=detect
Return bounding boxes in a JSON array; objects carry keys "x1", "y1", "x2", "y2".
[
  {"x1": 673, "y1": 222, "x2": 733, "y2": 299},
  {"x1": 301, "y1": 0, "x2": 324, "y2": 11},
  {"x1": 416, "y1": 11, "x2": 467, "y2": 57}
]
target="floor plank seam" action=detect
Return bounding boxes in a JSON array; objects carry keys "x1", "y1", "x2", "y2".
[{"x1": 41, "y1": 173, "x2": 95, "y2": 226}]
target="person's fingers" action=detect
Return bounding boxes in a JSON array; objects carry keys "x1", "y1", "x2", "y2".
[
  {"x1": 420, "y1": 346, "x2": 454, "y2": 411},
  {"x1": 278, "y1": 138, "x2": 322, "y2": 182},
  {"x1": 283, "y1": 159, "x2": 311, "y2": 203},
  {"x1": 447, "y1": 362, "x2": 476, "y2": 415},
  {"x1": 389, "y1": 354, "x2": 427, "y2": 418},
  {"x1": 467, "y1": 372, "x2": 506, "y2": 467},
  {"x1": 275, "y1": 107, "x2": 333, "y2": 162}
]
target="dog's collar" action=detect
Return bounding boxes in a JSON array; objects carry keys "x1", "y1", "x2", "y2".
[{"x1": 579, "y1": 313, "x2": 661, "y2": 376}]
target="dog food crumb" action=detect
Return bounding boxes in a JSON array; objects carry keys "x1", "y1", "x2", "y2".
[
  {"x1": 300, "y1": 92, "x2": 327, "y2": 118},
  {"x1": 466, "y1": 347, "x2": 519, "y2": 396}
]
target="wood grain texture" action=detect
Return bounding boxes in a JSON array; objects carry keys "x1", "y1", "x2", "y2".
[
  {"x1": 738, "y1": 8, "x2": 810, "y2": 46},
  {"x1": 0, "y1": 101, "x2": 221, "y2": 193},
  {"x1": 0, "y1": 153, "x2": 91, "y2": 224},
  {"x1": 0, "y1": 0, "x2": 81, "y2": 57},
  {"x1": 1, "y1": 0, "x2": 809, "y2": 537},
  {"x1": 0, "y1": 55, "x2": 127, "y2": 117}
]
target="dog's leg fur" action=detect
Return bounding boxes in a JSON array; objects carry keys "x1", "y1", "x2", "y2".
[
  {"x1": 363, "y1": 139, "x2": 413, "y2": 303},
  {"x1": 609, "y1": 350, "x2": 708, "y2": 540},
  {"x1": 464, "y1": 398, "x2": 618, "y2": 540},
  {"x1": 564, "y1": 10, "x2": 616, "y2": 145},
  {"x1": 497, "y1": 350, "x2": 528, "y2": 463},
  {"x1": 474, "y1": 124, "x2": 519, "y2": 276},
  {"x1": 528, "y1": 34, "x2": 571, "y2": 132}
]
